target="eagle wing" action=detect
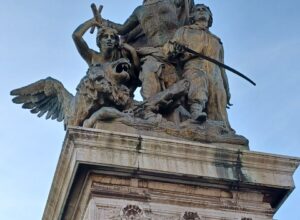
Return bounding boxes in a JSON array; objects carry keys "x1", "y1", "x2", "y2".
[{"x1": 11, "y1": 77, "x2": 74, "y2": 123}]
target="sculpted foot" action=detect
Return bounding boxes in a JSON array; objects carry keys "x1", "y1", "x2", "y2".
[
  {"x1": 144, "y1": 112, "x2": 163, "y2": 124},
  {"x1": 83, "y1": 118, "x2": 96, "y2": 128},
  {"x1": 190, "y1": 103, "x2": 207, "y2": 123}
]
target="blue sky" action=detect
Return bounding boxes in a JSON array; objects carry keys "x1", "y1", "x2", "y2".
[{"x1": 1, "y1": 0, "x2": 300, "y2": 219}]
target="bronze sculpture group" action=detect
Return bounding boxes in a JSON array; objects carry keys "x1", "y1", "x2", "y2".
[{"x1": 11, "y1": 1, "x2": 250, "y2": 145}]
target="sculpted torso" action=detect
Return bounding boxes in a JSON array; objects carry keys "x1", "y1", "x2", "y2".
[
  {"x1": 89, "y1": 50, "x2": 123, "y2": 66},
  {"x1": 136, "y1": 0, "x2": 179, "y2": 46},
  {"x1": 177, "y1": 27, "x2": 224, "y2": 82},
  {"x1": 109, "y1": 0, "x2": 186, "y2": 47},
  {"x1": 168, "y1": 24, "x2": 231, "y2": 128}
]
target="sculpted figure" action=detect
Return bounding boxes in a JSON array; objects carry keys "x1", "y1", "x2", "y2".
[
  {"x1": 105, "y1": 0, "x2": 194, "y2": 47},
  {"x1": 11, "y1": 13, "x2": 140, "y2": 129},
  {"x1": 10, "y1": 58, "x2": 133, "y2": 128},
  {"x1": 11, "y1": 8, "x2": 143, "y2": 129},
  {"x1": 72, "y1": 18, "x2": 139, "y2": 68},
  {"x1": 10, "y1": 2, "x2": 249, "y2": 146},
  {"x1": 103, "y1": 0, "x2": 194, "y2": 104},
  {"x1": 73, "y1": 14, "x2": 141, "y2": 97},
  {"x1": 164, "y1": 4, "x2": 231, "y2": 129}
]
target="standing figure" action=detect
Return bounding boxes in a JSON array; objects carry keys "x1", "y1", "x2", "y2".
[
  {"x1": 164, "y1": 4, "x2": 231, "y2": 129},
  {"x1": 105, "y1": 0, "x2": 194, "y2": 47},
  {"x1": 103, "y1": 0, "x2": 194, "y2": 101}
]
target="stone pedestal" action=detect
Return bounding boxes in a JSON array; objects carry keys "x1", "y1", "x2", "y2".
[{"x1": 43, "y1": 127, "x2": 299, "y2": 220}]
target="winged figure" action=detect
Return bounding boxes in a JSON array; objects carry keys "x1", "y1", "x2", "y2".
[{"x1": 11, "y1": 58, "x2": 133, "y2": 128}]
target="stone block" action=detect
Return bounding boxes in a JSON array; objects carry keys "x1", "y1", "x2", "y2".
[{"x1": 42, "y1": 127, "x2": 299, "y2": 220}]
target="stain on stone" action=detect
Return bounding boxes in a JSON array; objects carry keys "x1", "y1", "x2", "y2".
[
  {"x1": 214, "y1": 149, "x2": 251, "y2": 189},
  {"x1": 235, "y1": 150, "x2": 251, "y2": 183},
  {"x1": 214, "y1": 148, "x2": 235, "y2": 180},
  {"x1": 136, "y1": 135, "x2": 142, "y2": 152}
]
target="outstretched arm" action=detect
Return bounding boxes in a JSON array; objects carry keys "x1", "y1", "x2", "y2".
[{"x1": 72, "y1": 19, "x2": 99, "y2": 65}]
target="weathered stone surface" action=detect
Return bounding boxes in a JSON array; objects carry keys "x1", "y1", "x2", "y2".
[
  {"x1": 10, "y1": 2, "x2": 298, "y2": 220},
  {"x1": 93, "y1": 120, "x2": 249, "y2": 148},
  {"x1": 10, "y1": 58, "x2": 134, "y2": 127},
  {"x1": 11, "y1": 2, "x2": 252, "y2": 146},
  {"x1": 42, "y1": 127, "x2": 299, "y2": 220}
]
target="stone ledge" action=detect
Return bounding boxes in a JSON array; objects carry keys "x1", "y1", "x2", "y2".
[{"x1": 43, "y1": 127, "x2": 300, "y2": 220}]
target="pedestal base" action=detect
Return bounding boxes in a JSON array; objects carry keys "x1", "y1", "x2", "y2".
[{"x1": 42, "y1": 127, "x2": 299, "y2": 220}]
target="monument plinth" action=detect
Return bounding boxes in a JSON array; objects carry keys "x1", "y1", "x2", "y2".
[
  {"x1": 10, "y1": 1, "x2": 299, "y2": 219},
  {"x1": 42, "y1": 127, "x2": 299, "y2": 220}
]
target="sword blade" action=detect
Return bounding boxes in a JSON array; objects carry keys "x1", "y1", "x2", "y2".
[
  {"x1": 184, "y1": 47, "x2": 256, "y2": 86},
  {"x1": 176, "y1": 43, "x2": 256, "y2": 86}
]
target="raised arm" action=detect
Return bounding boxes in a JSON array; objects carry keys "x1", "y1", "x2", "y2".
[
  {"x1": 105, "y1": 6, "x2": 140, "y2": 35},
  {"x1": 174, "y1": 0, "x2": 195, "y2": 25},
  {"x1": 72, "y1": 19, "x2": 98, "y2": 65},
  {"x1": 173, "y1": 0, "x2": 194, "y2": 8}
]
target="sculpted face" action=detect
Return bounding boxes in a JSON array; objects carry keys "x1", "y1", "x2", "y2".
[
  {"x1": 192, "y1": 4, "x2": 213, "y2": 27},
  {"x1": 97, "y1": 28, "x2": 119, "y2": 51},
  {"x1": 106, "y1": 58, "x2": 131, "y2": 84}
]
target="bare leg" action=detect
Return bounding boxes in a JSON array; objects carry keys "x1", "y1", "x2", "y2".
[
  {"x1": 139, "y1": 56, "x2": 163, "y2": 100},
  {"x1": 83, "y1": 107, "x2": 126, "y2": 128}
]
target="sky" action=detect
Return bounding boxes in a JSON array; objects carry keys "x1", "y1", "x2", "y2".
[{"x1": 0, "y1": 0, "x2": 300, "y2": 219}]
